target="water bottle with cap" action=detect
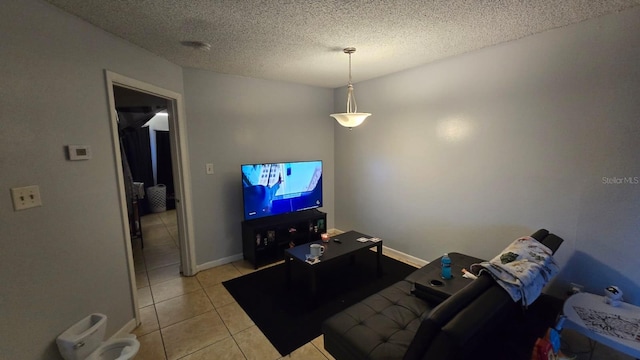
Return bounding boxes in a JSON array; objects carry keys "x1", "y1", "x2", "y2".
[{"x1": 441, "y1": 253, "x2": 452, "y2": 279}]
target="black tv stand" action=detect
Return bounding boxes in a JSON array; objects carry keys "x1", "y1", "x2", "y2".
[{"x1": 242, "y1": 209, "x2": 327, "y2": 269}]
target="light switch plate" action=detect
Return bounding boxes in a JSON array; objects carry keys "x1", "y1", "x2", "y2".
[
  {"x1": 11, "y1": 185, "x2": 42, "y2": 211},
  {"x1": 206, "y1": 163, "x2": 214, "y2": 174}
]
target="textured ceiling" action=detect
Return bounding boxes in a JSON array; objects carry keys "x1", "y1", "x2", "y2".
[{"x1": 45, "y1": 0, "x2": 640, "y2": 88}]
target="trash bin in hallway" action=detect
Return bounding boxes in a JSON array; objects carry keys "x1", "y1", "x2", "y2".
[{"x1": 146, "y1": 184, "x2": 166, "y2": 213}]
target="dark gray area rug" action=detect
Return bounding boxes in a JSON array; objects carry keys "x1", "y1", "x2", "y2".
[{"x1": 223, "y1": 251, "x2": 417, "y2": 356}]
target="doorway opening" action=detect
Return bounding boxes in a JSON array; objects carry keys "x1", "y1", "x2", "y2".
[
  {"x1": 114, "y1": 85, "x2": 180, "y2": 291},
  {"x1": 105, "y1": 71, "x2": 196, "y2": 324}
]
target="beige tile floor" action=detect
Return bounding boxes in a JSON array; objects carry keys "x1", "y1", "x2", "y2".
[
  {"x1": 131, "y1": 210, "x2": 631, "y2": 360},
  {"x1": 131, "y1": 210, "x2": 336, "y2": 360}
]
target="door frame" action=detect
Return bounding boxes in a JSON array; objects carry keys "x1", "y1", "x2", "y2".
[{"x1": 105, "y1": 70, "x2": 197, "y2": 322}]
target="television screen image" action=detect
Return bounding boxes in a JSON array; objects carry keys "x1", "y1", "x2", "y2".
[{"x1": 241, "y1": 160, "x2": 323, "y2": 220}]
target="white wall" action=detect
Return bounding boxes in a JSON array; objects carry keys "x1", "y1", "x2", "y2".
[
  {"x1": 0, "y1": 1, "x2": 184, "y2": 358},
  {"x1": 143, "y1": 112, "x2": 170, "y2": 184},
  {"x1": 335, "y1": 8, "x2": 640, "y2": 303},
  {"x1": 182, "y1": 68, "x2": 334, "y2": 266}
]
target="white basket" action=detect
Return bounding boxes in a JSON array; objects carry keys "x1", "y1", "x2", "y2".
[{"x1": 146, "y1": 184, "x2": 166, "y2": 213}]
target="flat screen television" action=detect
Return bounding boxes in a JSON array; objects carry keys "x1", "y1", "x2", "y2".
[{"x1": 241, "y1": 160, "x2": 323, "y2": 221}]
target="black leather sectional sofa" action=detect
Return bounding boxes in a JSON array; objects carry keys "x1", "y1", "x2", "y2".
[{"x1": 322, "y1": 229, "x2": 564, "y2": 360}]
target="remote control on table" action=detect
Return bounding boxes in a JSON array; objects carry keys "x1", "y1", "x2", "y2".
[{"x1": 333, "y1": 238, "x2": 341, "y2": 243}]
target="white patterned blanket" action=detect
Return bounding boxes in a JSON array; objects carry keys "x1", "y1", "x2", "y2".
[{"x1": 470, "y1": 236, "x2": 559, "y2": 306}]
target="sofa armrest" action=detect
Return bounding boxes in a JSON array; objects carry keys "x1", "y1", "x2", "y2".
[{"x1": 403, "y1": 275, "x2": 494, "y2": 360}]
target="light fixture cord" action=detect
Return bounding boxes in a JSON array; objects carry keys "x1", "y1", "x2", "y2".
[
  {"x1": 348, "y1": 51, "x2": 352, "y2": 85},
  {"x1": 346, "y1": 51, "x2": 358, "y2": 113}
]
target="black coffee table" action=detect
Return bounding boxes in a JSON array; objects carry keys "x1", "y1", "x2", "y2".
[{"x1": 284, "y1": 230, "x2": 383, "y2": 297}]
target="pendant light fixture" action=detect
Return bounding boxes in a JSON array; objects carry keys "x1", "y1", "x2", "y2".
[{"x1": 330, "y1": 47, "x2": 371, "y2": 129}]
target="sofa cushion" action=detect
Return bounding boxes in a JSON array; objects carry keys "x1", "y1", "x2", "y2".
[
  {"x1": 423, "y1": 282, "x2": 514, "y2": 359},
  {"x1": 322, "y1": 279, "x2": 431, "y2": 360},
  {"x1": 530, "y1": 229, "x2": 549, "y2": 241}
]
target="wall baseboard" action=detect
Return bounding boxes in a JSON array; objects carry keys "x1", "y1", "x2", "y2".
[
  {"x1": 382, "y1": 245, "x2": 428, "y2": 268},
  {"x1": 332, "y1": 228, "x2": 428, "y2": 267},
  {"x1": 113, "y1": 318, "x2": 137, "y2": 339},
  {"x1": 196, "y1": 253, "x2": 244, "y2": 272}
]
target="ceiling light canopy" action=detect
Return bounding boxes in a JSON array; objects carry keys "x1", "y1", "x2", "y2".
[
  {"x1": 180, "y1": 41, "x2": 211, "y2": 51},
  {"x1": 330, "y1": 47, "x2": 371, "y2": 129}
]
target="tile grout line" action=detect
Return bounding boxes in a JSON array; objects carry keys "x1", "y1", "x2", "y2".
[
  {"x1": 154, "y1": 302, "x2": 170, "y2": 360},
  {"x1": 141, "y1": 211, "x2": 176, "y2": 360},
  {"x1": 310, "y1": 341, "x2": 330, "y2": 360},
  {"x1": 200, "y1": 270, "x2": 252, "y2": 360}
]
